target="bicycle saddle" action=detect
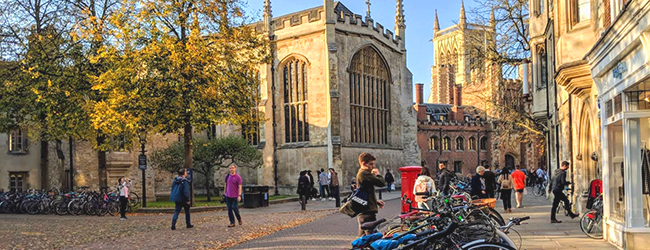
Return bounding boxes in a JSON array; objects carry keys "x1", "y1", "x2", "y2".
[
  {"x1": 361, "y1": 218, "x2": 387, "y2": 230},
  {"x1": 399, "y1": 211, "x2": 419, "y2": 219}
]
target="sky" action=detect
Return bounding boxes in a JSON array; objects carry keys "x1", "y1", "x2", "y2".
[{"x1": 244, "y1": 0, "x2": 479, "y2": 102}]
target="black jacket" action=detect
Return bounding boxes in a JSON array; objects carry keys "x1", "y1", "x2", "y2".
[
  {"x1": 550, "y1": 169, "x2": 570, "y2": 192},
  {"x1": 470, "y1": 173, "x2": 484, "y2": 198},
  {"x1": 436, "y1": 168, "x2": 454, "y2": 195},
  {"x1": 297, "y1": 175, "x2": 310, "y2": 195},
  {"x1": 482, "y1": 171, "x2": 496, "y2": 193},
  {"x1": 385, "y1": 172, "x2": 395, "y2": 183}
]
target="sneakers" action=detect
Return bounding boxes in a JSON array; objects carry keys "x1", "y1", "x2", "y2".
[
  {"x1": 187, "y1": 225, "x2": 194, "y2": 229},
  {"x1": 321, "y1": 198, "x2": 326, "y2": 201},
  {"x1": 171, "y1": 226, "x2": 176, "y2": 230},
  {"x1": 120, "y1": 217, "x2": 127, "y2": 221},
  {"x1": 328, "y1": 197, "x2": 334, "y2": 201},
  {"x1": 570, "y1": 214, "x2": 579, "y2": 219},
  {"x1": 551, "y1": 219, "x2": 562, "y2": 223}
]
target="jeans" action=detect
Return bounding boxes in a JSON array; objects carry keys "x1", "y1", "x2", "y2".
[
  {"x1": 319, "y1": 184, "x2": 323, "y2": 198},
  {"x1": 357, "y1": 213, "x2": 377, "y2": 237},
  {"x1": 226, "y1": 197, "x2": 241, "y2": 224},
  {"x1": 321, "y1": 185, "x2": 330, "y2": 198},
  {"x1": 171, "y1": 202, "x2": 191, "y2": 227},
  {"x1": 551, "y1": 190, "x2": 577, "y2": 220},
  {"x1": 500, "y1": 189, "x2": 512, "y2": 210},
  {"x1": 331, "y1": 186, "x2": 340, "y2": 207},
  {"x1": 386, "y1": 182, "x2": 393, "y2": 193},
  {"x1": 119, "y1": 196, "x2": 128, "y2": 218}
]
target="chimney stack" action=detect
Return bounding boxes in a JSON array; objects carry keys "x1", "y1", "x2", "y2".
[
  {"x1": 415, "y1": 83, "x2": 424, "y2": 104},
  {"x1": 453, "y1": 84, "x2": 462, "y2": 107}
]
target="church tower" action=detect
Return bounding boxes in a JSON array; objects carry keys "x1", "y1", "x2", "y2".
[{"x1": 428, "y1": 2, "x2": 498, "y2": 111}]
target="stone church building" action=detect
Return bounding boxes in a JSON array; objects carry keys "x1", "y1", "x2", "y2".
[
  {"x1": 0, "y1": 0, "x2": 420, "y2": 197},
  {"x1": 252, "y1": 0, "x2": 419, "y2": 194}
]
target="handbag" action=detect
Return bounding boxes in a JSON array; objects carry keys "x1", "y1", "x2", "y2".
[{"x1": 339, "y1": 185, "x2": 370, "y2": 217}]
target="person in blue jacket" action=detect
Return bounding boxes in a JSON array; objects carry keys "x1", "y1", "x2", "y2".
[{"x1": 170, "y1": 168, "x2": 193, "y2": 230}]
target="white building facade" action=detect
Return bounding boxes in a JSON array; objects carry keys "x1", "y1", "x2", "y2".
[{"x1": 585, "y1": 1, "x2": 650, "y2": 248}]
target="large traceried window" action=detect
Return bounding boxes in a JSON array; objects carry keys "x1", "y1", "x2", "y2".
[
  {"x1": 350, "y1": 46, "x2": 390, "y2": 144},
  {"x1": 283, "y1": 58, "x2": 309, "y2": 143}
]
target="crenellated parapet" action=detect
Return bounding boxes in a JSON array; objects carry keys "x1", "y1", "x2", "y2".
[{"x1": 335, "y1": 11, "x2": 401, "y2": 48}]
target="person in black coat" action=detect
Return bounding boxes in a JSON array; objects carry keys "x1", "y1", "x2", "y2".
[
  {"x1": 307, "y1": 170, "x2": 316, "y2": 200},
  {"x1": 297, "y1": 170, "x2": 310, "y2": 210},
  {"x1": 482, "y1": 169, "x2": 496, "y2": 198},
  {"x1": 384, "y1": 169, "x2": 395, "y2": 193},
  {"x1": 471, "y1": 166, "x2": 487, "y2": 198}
]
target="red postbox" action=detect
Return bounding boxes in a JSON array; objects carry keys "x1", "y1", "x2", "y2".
[{"x1": 399, "y1": 166, "x2": 422, "y2": 213}]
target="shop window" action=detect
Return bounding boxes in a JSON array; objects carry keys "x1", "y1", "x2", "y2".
[
  {"x1": 606, "y1": 100, "x2": 613, "y2": 118},
  {"x1": 614, "y1": 94, "x2": 622, "y2": 114},
  {"x1": 625, "y1": 81, "x2": 650, "y2": 111},
  {"x1": 454, "y1": 161, "x2": 462, "y2": 174},
  {"x1": 608, "y1": 121, "x2": 625, "y2": 221},
  {"x1": 9, "y1": 172, "x2": 27, "y2": 192}
]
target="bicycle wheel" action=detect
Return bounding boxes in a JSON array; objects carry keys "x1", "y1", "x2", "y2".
[
  {"x1": 128, "y1": 192, "x2": 140, "y2": 210},
  {"x1": 580, "y1": 211, "x2": 603, "y2": 239},
  {"x1": 107, "y1": 201, "x2": 119, "y2": 216},
  {"x1": 533, "y1": 184, "x2": 545, "y2": 197},
  {"x1": 462, "y1": 241, "x2": 517, "y2": 250},
  {"x1": 55, "y1": 201, "x2": 68, "y2": 215}
]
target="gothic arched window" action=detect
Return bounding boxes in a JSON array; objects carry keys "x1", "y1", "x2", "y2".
[
  {"x1": 468, "y1": 137, "x2": 476, "y2": 151},
  {"x1": 429, "y1": 136, "x2": 439, "y2": 151},
  {"x1": 456, "y1": 136, "x2": 465, "y2": 151},
  {"x1": 480, "y1": 136, "x2": 488, "y2": 151},
  {"x1": 349, "y1": 46, "x2": 390, "y2": 144},
  {"x1": 283, "y1": 58, "x2": 309, "y2": 143},
  {"x1": 442, "y1": 136, "x2": 451, "y2": 151}
]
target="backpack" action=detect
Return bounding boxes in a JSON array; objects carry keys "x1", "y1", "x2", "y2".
[{"x1": 500, "y1": 175, "x2": 513, "y2": 189}]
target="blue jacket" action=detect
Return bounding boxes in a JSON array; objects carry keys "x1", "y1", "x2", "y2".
[{"x1": 170, "y1": 176, "x2": 191, "y2": 202}]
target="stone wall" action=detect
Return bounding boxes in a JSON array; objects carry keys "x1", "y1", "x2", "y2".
[{"x1": 0, "y1": 133, "x2": 41, "y2": 191}]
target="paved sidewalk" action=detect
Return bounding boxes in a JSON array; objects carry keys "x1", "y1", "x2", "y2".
[{"x1": 496, "y1": 189, "x2": 616, "y2": 250}]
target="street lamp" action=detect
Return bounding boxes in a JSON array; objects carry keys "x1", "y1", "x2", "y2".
[{"x1": 138, "y1": 133, "x2": 147, "y2": 208}]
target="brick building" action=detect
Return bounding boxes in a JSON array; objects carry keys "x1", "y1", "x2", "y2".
[{"x1": 415, "y1": 83, "x2": 492, "y2": 177}]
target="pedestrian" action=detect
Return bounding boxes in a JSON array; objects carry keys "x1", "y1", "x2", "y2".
[
  {"x1": 536, "y1": 166, "x2": 547, "y2": 184},
  {"x1": 350, "y1": 177, "x2": 357, "y2": 192},
  {"x1": 307, "y1": 170, "x2": 316, "y2": 201},
  {"x1": 170, "y1": 169, "x2": 193, "y2": 230},
  {"x1": 413, "y1": 167, "x2": 436, "y2": 210},
  {"x1": 356, "y1": 152, "x2": 386, "y2": 237},
  {"x1": 297, "y1": 170, "x2": 310, "y2": 210},
  {"x1": 482, "y1": 167, "x2": 496, "y2": 198},
  {"x1": 117, "y1": 177, "x2": 130, "y2": 220},
  {"x1": 329, "y1": 168, "x2": 340, "y2": 206},
  {"x1": 319, "y1": 168, "x2": 330, "y2": 201},
  {"x1": 385, "y1": 169, "x2": 395, "y2": 193},
  {"x1": 497, "y1": 167, "x2": 513, "y2": 213},
  {"x1": 224, "y1": 164, "x2": 243, "y2": 227},
  {"x1": 436, "y1": 162, "x2": 453, "y2": 196},
  {"x1": 471, "y1": 166, "x2": 486, "y2": 198},
  {"x1": 316, "y1": 170, "x2": 323, "y2": 200},
  {"x1": 549, "y1": 161, "x2": 579, "y2": 223},
  {"x1": 511, "y1": 165, "x2": 527, "y2": 208}
]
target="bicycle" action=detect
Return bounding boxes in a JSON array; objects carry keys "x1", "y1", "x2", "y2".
[
  {"x1": 555, "y1": 188, "x2": 573, "y2": 216},
  {"x1": 580, "y1": 194, "x2": 603, "y2": 239},
  {"x1": 532, "y1": 180, "x2": 547, "y2": 197}
]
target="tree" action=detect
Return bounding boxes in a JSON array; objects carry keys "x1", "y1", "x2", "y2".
[
  {"x1": 151, "y1": 136, "x2": 262, "y2": 201},
  {"x1": 91, "y1": 0, "x2": 268, "y2": 170}
]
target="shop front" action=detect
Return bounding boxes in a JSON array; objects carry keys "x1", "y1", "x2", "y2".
[{"x1": 585, "y1": 1, "x2": 650, "y2": 249}]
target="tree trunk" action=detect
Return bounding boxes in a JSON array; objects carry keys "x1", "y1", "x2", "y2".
[
  {"x1": 97, "y1": 136, "x2": 107, "y2": 189},
  {"x1": 183, "y1": 124, "x2": 192, "y2": 169},
  {"x1": 40, "y1": 140, "x2": 48, "y2": 190},
  {"x1": 205, "y1": 176, "x2": 211, "y2": 202}
]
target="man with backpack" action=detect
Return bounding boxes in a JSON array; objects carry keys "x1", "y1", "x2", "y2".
[{"x1": 170, "y1": 169, "x2": 193, "y2": 230}]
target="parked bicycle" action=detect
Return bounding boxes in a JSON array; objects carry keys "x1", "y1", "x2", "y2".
[
  {"x1": 532, "y1": 180, "x2": 547, "y2": 197},
  {"x1": 0, "y1": 188, "x2": 124, "y2": 216},
  {"x1": 580, "y1": 194, "x2": 603, "y2": 239}
]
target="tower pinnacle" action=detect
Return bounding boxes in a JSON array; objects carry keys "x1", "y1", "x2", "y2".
[
  {"x1": 366, "y1": 0, "x2": 371, "y2": 19},
  {"x1": 459, "y1": 0, "x2": 466, "y2": 27},
  {"x1": 395, "y1": 0, "x2": 406, "y2": 49},
  {"x1": 434, "y1": 10, "x2": 440, "y2": 31}
]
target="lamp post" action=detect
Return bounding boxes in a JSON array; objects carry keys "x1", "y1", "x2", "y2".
[{"x1": 138, "y1": 134, "x2": 147, "y2": 208}]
